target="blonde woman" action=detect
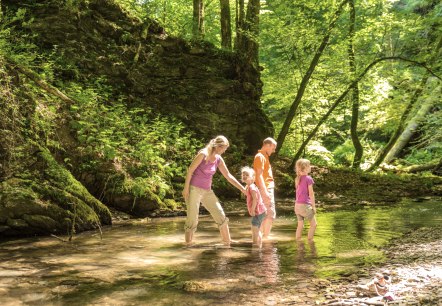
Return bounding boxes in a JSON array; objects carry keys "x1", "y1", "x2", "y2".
[
  {"x1": 294, "y1": 159, "x2": 317, "y2": 241},
  {"x1": 182, "y1": 136, "x2": 246, "y2": 246}
]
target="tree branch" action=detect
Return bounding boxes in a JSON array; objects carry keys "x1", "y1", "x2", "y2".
[{"x1": 289, "y1": 55, "x2": 441, "y2": 169}]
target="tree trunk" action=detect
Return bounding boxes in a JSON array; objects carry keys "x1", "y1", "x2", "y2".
[
  {"x1": 241, "y1": 0, "x2": 260, "y2": 67},
  {"x1": 367, "y1": 75, "x2": 429, "y2": 171},
  {"x1": 384, "y1": 84, "x2": 441, "y2": 163},
  {"x1": 289, "y1": 56, "x2": 424, "y2": 169},
  {"x1": 193, "y1": 0, "x2": 205, "y2": 39},
  {"x1": 368, "y1": 35, "x2": 442, "y2": 171},
  {"x1": 235, "y1": 0, "x2": 245, "y2": 50},
  {"x1": 347, "y1": 0, "x2": 363, "y2": 169},
  {"x1": 220, "y1": 0, "x2": 232, "y2": 50},
  {"x1": 402, "y1": 160, "x2": 440, "y2": 173},
  {"x1": 433, "y1": 158, "x2": 442, "y2": 175},
  {"x1": 275, "y1": 0, "x2": 349, "y2": 155}
]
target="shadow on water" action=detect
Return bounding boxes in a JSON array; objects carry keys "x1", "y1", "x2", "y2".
[{"x1": 0, "y1": 198, "x2": 441, "y2": 305}]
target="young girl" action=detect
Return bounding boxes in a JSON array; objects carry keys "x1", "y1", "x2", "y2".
[
  {"x1": 241, "y1": 167, "x2": 267, "y2": 247},
  {"x1": 182, "y1": 136, "x2": 246, "y2": 246},
  {"x1": 294, "y1": 159, "x2": 317, "y2": 241}
]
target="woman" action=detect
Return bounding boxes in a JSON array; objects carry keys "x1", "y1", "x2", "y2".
[{"x1": 182, "y1": 135, "x2": 245, "y2": 246}]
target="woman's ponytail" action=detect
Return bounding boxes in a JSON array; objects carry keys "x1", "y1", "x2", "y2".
[{"x1": 201, "y1": 136, "x2": 229, "y2": 161}]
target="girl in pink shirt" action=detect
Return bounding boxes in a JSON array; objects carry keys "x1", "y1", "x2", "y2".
[
  {"x1": 294, "y1": 159, "x2": 317, "y2": 241},
  {"x1": 241, "y1": 167, "x2": 267, "y2": 247}
]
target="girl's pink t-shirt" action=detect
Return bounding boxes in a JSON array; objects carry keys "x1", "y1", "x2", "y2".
[
  {"x1": 246, "y1": 184, "x2": 267, "y2": 216},
  {"x1": 295, "y1": 175, "x2": 314, "y2": 204}
]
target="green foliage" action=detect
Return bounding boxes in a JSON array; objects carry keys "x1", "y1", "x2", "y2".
[
  {"x1": 333, "y1": 139, "x2": 355, "y2": 167},
  {"x1": 404, "y1": 108, "x2": 442, "y2": 165},
  {"x1": 259, "y1": 0, "x2": 442, "y2": 168},
  {"x1": 114, "y1": 0, "x2": 441, "y2": 170},
  {"x1": 116, "y1": 0, "x2": 236, "y2": 47},
  {"x1": 303, "y1": 141, "x2": 335, "y2": 166},
  {"x1": 65, "y1": 79, "x2": 201, "y2": 203}
]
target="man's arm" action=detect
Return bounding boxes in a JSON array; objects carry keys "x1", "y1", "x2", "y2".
[{"x1": 254, "y1": 155, "x2": 270, "y2": 203}]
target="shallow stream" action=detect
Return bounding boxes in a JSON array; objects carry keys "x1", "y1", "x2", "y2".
[{"x1": 0, "y1": 198, "x2": 441, "y2": 305}]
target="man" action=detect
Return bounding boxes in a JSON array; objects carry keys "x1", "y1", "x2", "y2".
[{"x1": 253, "y1": 137, "x2": 277, "y2": 239}]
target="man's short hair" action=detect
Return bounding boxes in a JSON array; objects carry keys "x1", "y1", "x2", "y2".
[{"x1": 263, "y1": 137, "x2": 277, "y2": 146}]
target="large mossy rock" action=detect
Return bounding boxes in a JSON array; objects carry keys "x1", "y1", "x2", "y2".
[{"x1": 0, "y1": 147, "x2": 111, "y2": 237}]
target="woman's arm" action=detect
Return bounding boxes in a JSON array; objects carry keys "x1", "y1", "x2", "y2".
[
  {"x1": 217, "y1": 157, "x2": 246, "y2": 194},
  {"x1": 308, "y1": 184, "x2": 316, "y2": 213},
  {"x1": 182, "y1": 152, "x2": 205, "y2": 201}
]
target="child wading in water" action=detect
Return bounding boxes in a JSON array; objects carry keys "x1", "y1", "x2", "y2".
[
  {"x1": 241, "y1": 167, "x2": 267, "y2": 247},
  {"x1": 294, "y1": 159, "x2": 317, "y2": 241}
]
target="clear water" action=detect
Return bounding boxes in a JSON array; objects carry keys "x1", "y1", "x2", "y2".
[{"x1": 0, "y1": 198, "x2": 441, "y2": 305}]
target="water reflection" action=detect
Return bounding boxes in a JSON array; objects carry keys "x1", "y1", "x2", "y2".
[
  {"x1": 250, "y1": 242, "x2": 280, "y2": 283},
  {"x1": 0, "y1": 198, "x2": 440, "y2": 305}
]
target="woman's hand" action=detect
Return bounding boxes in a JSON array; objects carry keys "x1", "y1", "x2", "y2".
[
  {"x1": 182, "y1": 187, "x2": 189, "y2": 202},
  {"x1": 241, "y1": 186, "x2": 247, "y2": 195}
]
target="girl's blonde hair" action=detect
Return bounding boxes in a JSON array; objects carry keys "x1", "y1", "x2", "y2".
[
  {"x1": 295, "y1": 158, "x2": 311, "y2": 187},
  {"x1": 201, "y1": 135, "x2": 229, "y2": 160},
  {"x1": 241, "y1": 166, "x2": 255, "y2": 178}
]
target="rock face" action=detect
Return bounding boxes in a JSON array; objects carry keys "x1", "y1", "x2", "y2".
[
  {"x1": 20, "y1": 0, "x2": 273, "y2": 152},
  {"x1": 0, "y1": 0, "x2": 273, "y2": 236}
]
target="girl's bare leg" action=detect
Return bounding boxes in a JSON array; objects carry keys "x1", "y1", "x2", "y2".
[
  {"x1": 296, "y1": 220, "x2": 304, "y2": 240},
  {"x1": 252, "y1": 225, "x2": 258, "y2": 244},
  {"x1": 307, "y1": 217, "x2": 317, "y2": 241}
]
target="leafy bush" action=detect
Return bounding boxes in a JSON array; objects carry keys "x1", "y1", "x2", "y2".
[
  {"x1": 304, "y1": 141, "x2": 334, "y2": 166},
  {"x1": 333, "y1": 140, "x2": 355, "y2": 167},
  {"x1": 66, "y1": 79, "x2": 201, "y2": 203}
]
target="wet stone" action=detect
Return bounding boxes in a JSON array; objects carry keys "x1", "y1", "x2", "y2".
[
  {"x1": 182, "y1": 280, "x2": 210, "y2": 292},
  {"x1": 59, "y1": 280, "x2": 79, "y2": 286}
]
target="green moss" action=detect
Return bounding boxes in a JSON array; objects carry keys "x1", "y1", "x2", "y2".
[
  {"x1": 37, "y1": 147, "x2": 112, "y2": 224},
  {"x1": 6, "y1": 218, "x2": 28, "y2": 229},
  {"x1": 0, "y1": 144, "x2": 112, "y2": 236},
  {"x1": 22, "y1": 214, "x2": 58, "y2": 232},
  {"x1": 162, "y1": 199, "x2": 179, "y2": 211}
]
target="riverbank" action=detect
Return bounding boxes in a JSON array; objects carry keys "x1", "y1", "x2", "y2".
[
  {"x1": 271, "y1": 158, "x2": 442, "y2": 204},
  {"x1": 132, "y1": 164, "x2": 442, "y2": 219},
  {"x1": 318, "y1": 226, "x2": 442, "y2": 305}
]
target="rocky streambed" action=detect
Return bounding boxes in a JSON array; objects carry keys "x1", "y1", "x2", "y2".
[{"x1": 319, "y1": 227, "x2": 442, "y2": 306}]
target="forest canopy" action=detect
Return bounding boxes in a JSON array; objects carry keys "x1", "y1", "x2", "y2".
[{"x1": 115, "y1": 0, "x2": 442, "y2": 172}]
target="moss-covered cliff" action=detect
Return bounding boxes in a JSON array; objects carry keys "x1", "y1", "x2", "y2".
[
  {"x1": 0, "y1": 0, "x2": 273, "y2": 237},
  {"x1": 14, "y1": 0, "x2": 272, "y2": 150}
]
